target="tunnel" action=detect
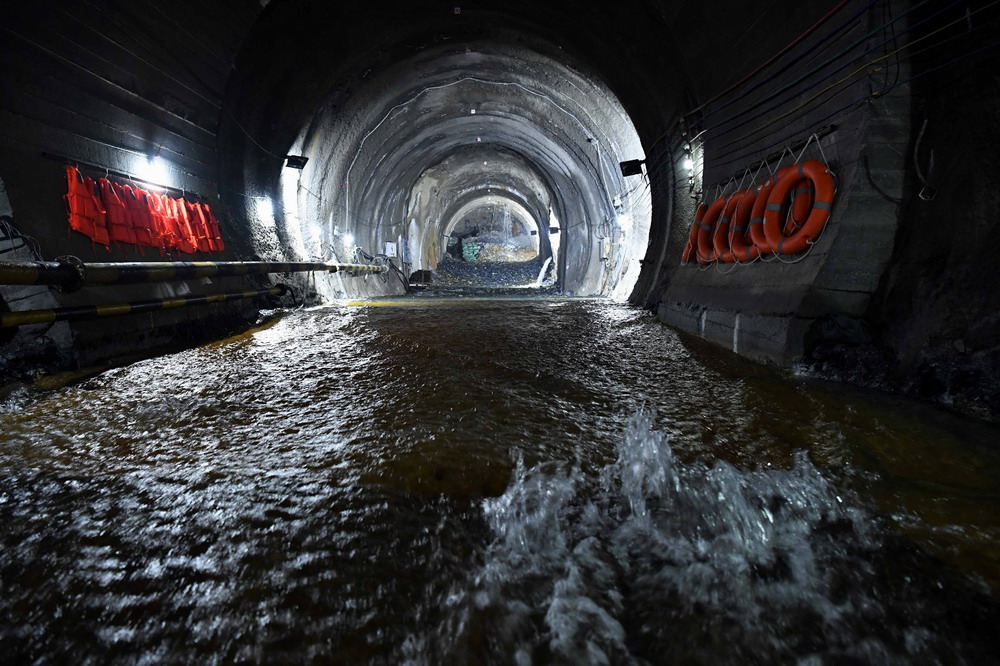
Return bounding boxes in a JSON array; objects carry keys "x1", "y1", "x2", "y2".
[
  {"x1": 225, "y1": 13, "x2": 651, "y2": 299},
  {"x1": 1, "y1": 0, "x2": 1000, "y2": 663}
]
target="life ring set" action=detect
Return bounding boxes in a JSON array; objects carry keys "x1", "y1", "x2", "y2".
[
  {"x1": 682, "y1": 159, "x2": 835, "y2": 264},
  {"x1": 64, "y1": 165, "x2": 225, "y2": 254}
]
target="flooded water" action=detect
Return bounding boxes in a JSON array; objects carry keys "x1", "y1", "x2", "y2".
[{"x1": 1, "y1": 298, "x2": 999, "y2": 664}]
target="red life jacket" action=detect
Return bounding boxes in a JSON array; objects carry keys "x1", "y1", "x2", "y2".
[
  {"x1": 99, "y1": 178, "x2": 136, "y2": 246},
  {"x1": 115, "y1": 183, "x2": 153, "y2": 248},
  {"x1": 202, "y1": 203, "x2": 224, "y2": 252},
  {"x1": 173, "y1": 198, "x2": 200, "y2": 254},
  {"x1": 63, "y1": 166, "x2": 110, "y2": 247},
  {"x1": 185, "y1": 200, "x2": 213, "y2": 253},
  {"x1": 148, "y1": 191, "x2": 179, "y2": 251}
]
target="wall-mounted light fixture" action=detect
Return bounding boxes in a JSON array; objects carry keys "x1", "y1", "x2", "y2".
[
  {"x1": 619, "y1": 159, "x2": 645, "y2": 178},
  {"x1": 682, "y1": 146, "x2": 695, "y2": 172},
  {"x1": 284, "y1": 155, "x2": 308, "y2": 169},
  {"x1": 682, "y1": 143, "x2": 697, "y2": 194}
]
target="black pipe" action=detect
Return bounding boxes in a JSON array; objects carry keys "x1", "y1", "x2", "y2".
[
  {"x1": 0, "y1": 286, "x2": 288, "y2": 329},
  {"x1": 0, "y1": 257, "x2": 388, "y2": 291}
]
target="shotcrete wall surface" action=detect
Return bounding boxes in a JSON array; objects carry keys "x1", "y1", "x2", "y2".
[
  {"x1": 255, "y1": 39, "x2": 649, "y2": 300},
  {"x1": 0, "y1": 0, "x2": 269, "y2": 382},
  {"x1": 643, "y1": 4, "x2": 911, "y2": 367}
]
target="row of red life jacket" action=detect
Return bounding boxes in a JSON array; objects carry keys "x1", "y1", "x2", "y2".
[{"x1": 63, "y1": 165, "x2": 224, "y2": 254}]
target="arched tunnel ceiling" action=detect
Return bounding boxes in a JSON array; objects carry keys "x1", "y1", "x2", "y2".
[
  {"x1": 408, "y1": 145, "x2": 553, "y2": 260},
  {"x1": 211, "y1": 0, "x2": 843, "y2": 299},
  {"x1": 282, "y1": 41, "x2": 648, "y2": 295},
  {"x1": 221, "y1": 1, "x2": 673, "y2": 297}
]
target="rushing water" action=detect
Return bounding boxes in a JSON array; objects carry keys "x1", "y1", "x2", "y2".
[{"x1": 1, "y1": 299, "x2": 998, "y2": 664}]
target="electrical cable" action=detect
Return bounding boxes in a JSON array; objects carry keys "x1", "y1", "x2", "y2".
[
  {"x1": 706, "y1": 17, "x2": 1000, "y2": 170},
  {"x1": 667, "y1": 0, "x2": 940, "y2": 173},
  {"x1": 705, "y1": 0, "x2": 998, "y2": 153},
  {"x1": 688, "y1": 10, "x2": 998, "y2": 182},
  {"x1": 690, "y1": 0, "x2": 953, "y2": 144},
  {"x1": 685, "y1": 0, "x2": 855, "y2": 117},
  {"x1": 870, "y1": 0, "x2": 903, "y2": 97},
  {"x1": 708, "y1": 36, "x2": 1000, "y2": 173},
  {"x1": 704, "y1": 0, "x2": 881, "y2": 121},
  {"x1": 0, "y1": 216, "x2": 43, "y2": 260},
  {"x1": 696, "y1": 0, "x2": 961, "y2": 146}
]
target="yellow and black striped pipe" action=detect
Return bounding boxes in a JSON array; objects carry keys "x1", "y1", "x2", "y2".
[
  {"x1": 0, "y1": 259, "x2": 387, "y2": 289},
  {"x1": 0, "y1": 286, "x2": 287, "y2": 329}
]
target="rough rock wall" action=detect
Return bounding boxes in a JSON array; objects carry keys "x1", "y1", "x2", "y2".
[
  {"x1": 634, "y1": 0, "x2": 1000, "y2": 420},
  {"x1": 859, "y1": 13, "x2": 1000, "y2": 420}
]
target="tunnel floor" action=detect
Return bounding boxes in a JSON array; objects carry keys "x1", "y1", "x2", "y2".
[{"x1": 2, "y1": 300, "x2": 999, "y2": 663}]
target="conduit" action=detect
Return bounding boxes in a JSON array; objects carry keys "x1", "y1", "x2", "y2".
[
  {"x1": 0, "y1": 258, "x2": 387, "y2": 291},
  {"x1": 0, "y1": 286, "x2": 287, "y2": 329}
]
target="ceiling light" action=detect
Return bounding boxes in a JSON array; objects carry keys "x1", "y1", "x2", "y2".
[{"x1": 285, "y1": 155, "x2": 308, "y2": 169}]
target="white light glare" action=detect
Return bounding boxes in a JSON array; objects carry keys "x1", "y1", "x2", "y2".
[
  {"x1": 256, "y1": 197, "x2": 274, "y2": 221},
  {"x1": 138, "y1": 155, "x2": 169, "y2": 186},
  {"x1": 343, "y1": 233, "x2": 354, "y2": 249},
  {"x1": 682, "y1": 157, "x2": 695, "y2": 171}
]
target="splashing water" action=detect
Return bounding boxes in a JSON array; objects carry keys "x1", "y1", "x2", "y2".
[
  {"x1": 424, "y1": 409, "x2": 997, "y2": 665},
  {"x1": 533, "y1": 257, "x2": 553, "y2": 287}
]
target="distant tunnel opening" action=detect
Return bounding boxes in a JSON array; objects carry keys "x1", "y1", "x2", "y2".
[{"x1": 231, "y1": 35, "x2": 651, "y2": 300}]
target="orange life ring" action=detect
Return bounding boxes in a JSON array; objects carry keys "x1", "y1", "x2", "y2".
[
  {"x1": 763, "y1": 160, "x2": 834, "y2": 254},
  {"x1": 682, "y1": 202, "x2": 708, "y2": 264},
  {"x1": 724, "y1": 190, "x2": 759, "y2": 262},
  {"x1": 791, "y1": 181, "x2": 814, "y2": 228},
  {"x1": 748, "y1": 177, "x2": 779, "y2": 254},
  {"x1": 696, "y1": 196, "x2": 726, "y2": 264},
  {"x1": 712, "y1": 192, "x2": 744, "y2": 262}
]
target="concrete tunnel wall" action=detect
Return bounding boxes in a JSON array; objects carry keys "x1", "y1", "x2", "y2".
[
  {"x1": 229, "y1": 36, "x2": 650, "y2": 299},
  {"x1": 0, "y1": 0, "x2": 269, "y2": 378},
  {"x1": 0, "y1": 0, "x2": 998, "y2": 420}
]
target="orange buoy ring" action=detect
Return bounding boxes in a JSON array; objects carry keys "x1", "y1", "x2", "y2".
[
  {"x1": 749, "y1": 175, "x2": 781, "y2": 254},
  {"x1": 713, "y1": 192, "x2": 744, "y2": 262},
  {"x1": 725, "y1": 190, "x2": 760, "y2": 262},
  {"x1": 791, "y1": 180, "x2": 814, "y2": 228},
  {"x1": 682, "y1": 202, "x2": 708, "y2": 263},
  {"x1": 763, "y1": 160, "x2": 835, "y2": 255},
  {"x1": 696, "y1": 196, "x2": 727, "y2": 264}
]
